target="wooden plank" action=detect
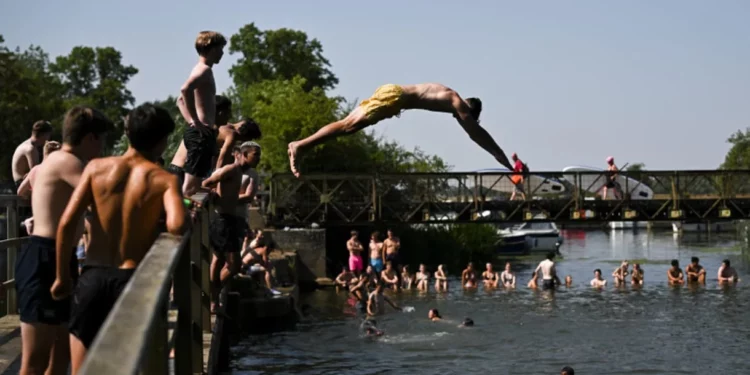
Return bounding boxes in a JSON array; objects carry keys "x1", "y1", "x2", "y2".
[
  {"x1": 0, "y1": 315, "x2": 22, "y2": 375},
  {"x1": 0, "y1": 238, "x2": 28, "y2": 251}
]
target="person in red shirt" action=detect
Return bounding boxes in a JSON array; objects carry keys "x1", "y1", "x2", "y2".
[{"x1": 510, "y1": 153, "x2": 526, "y2": 201}]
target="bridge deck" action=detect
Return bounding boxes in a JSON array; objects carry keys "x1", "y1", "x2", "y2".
[{"x1": 267, "y1": 170, "x2": 750, "y2": 225}]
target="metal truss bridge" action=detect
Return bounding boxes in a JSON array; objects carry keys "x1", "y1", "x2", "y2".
[{"x1": 266, "y1": 170, "x2": 750, "y2": 226}]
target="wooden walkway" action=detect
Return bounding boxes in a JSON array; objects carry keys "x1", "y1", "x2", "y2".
[{"x1": 0, "y1": 312, "x2": 217, "y2": 375}]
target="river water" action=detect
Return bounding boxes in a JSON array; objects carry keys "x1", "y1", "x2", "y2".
[{"x1": 230, "y1": 230, "x2": 750, "y2": 374}]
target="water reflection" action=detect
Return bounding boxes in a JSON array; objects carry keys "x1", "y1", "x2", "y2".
[{"x1": 231, "y1": 231, "x2": 750, "y2": 375}]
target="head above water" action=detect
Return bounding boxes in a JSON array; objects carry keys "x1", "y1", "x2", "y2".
[
  {"x1": 461, "y1": 318, "x2": 474, "y2": 327},
  {"x1": 594, "y1": 269, "x2": 602, "y2": 277},
  {"x1": 691, "y1": 256, "x2": 699, "y2": 264},
  {"x1": 723, "y1": 259, "x2": 731, "y2": 267},
  {"x1": 125, "y1": 104, "x2": 175, "y2": 160},
  {"x1": 561, "y1": 366, "x2": 575, "y2": 375},
  {"x1": 428, "y1": 309, "x2": 441, "y2": 319},
  {"x1": 671, "y1": 259, "x2": 679, "y2": 268},
  {"x1": 465, "y1": 97, "x2": 482, "y2": 120}
]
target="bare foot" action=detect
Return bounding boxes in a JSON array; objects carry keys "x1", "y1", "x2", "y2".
[{"x1": 288, "y1": 142, "x2": 301, "y2": 178}]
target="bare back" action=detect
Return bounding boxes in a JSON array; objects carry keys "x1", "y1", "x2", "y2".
[
  {"x1": 400, "y1": 83, "x2": 461, "y2": 113},
  {"x1": 11, "y1": 140, "x2": 37, "y2": 182},
  {"x1": 84, "y1": 155, "x2": 182, "y2": 268},
  {"x1": 31, "y1": 150, "x2": 85, "y2": 238},
  {"x1": 178, "y1": 63, "x2": 216, "y2": 126}
]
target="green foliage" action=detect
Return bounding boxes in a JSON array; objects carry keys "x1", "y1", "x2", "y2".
[
  {"x1": 0, "y1": 38, "x2": 66, "y2": 180},
  {"x1": 50, "y1": 46, "x2": 138, "y2": 152},
  {"x1": 721, "y1": 128, "x2": 750, "y2": 169},
  {"x1": 228, "y1": 23, "x2": 338, "y2": 92}
]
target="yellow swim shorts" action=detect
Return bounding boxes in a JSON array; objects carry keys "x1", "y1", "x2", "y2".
[{"x1": 358, "y1": 84, "x2": 405, "y2": 124}]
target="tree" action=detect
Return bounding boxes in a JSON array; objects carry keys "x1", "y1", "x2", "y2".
[
  {"x1": 113, "y1": 96, "x2": 187, "y2": 162},
  {"x1": 721, "y1": 128, "x2": 750, "y2": 169},
  {"x1": 229, "y1": 23, "x2": 339, "y2": 92},
  {"x1": 234, "y1": 77, "x2": 448, "y2": 174},
  {"x1": 0, "y1": 36, "x2": 66, "y2": 181},
  {"x1": 50, "y1": 46, "x2": 138, "y2": 151}
]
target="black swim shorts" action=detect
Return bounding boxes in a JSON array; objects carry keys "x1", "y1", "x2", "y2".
[
  {"x1": 209, "y1": 214, "x2": 246, "y2": 254},
  {"x1": 182, "y1": 125, "x2": 217, "y2": 179},
  {"x1": 542, "y1": 279, "x2": 556, "y2": 290},
  {"x1": 166, "y1": 163, "x2": 185, "y2": 187},
  {"x1": 69, "y1": 266, "x2": 135, "y2": 348},
  {"x1": 15, "y1": 236, "x2": 78, "y2": 324}
]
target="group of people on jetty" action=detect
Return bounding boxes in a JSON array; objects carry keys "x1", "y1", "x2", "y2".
[{"x1": 336, "y1": 228, "x2": 742, "y2": 318}]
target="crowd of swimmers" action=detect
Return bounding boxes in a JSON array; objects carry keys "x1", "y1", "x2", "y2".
[{"x1": 6, "y1": 31, "x2": 279, "y2": 375}]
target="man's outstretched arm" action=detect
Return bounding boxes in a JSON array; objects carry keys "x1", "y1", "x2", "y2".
[{"x1": 452, "y1": 96, "x2": 513, "y2": 170}]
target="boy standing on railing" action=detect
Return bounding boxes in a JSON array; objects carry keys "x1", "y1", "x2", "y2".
[
  {"x1": 51, "y1": 104, "x2": 186, "y2": 374},
  {"x1": 16, "y1": 107, "x2": 111, "y2": 375},
  {"x1": 201, "y1": 141, "x2": 261, "y2": 313}
]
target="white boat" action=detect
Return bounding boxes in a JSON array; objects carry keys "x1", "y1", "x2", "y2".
[
  {"x1": 498, "y1": 221, "x2": 563, "y2": 253},
  {"x1": 562, "y1": 165, "x2": 654, "y2": 200},
  {"x1": 608, "y1": 221, "x2": 649, "y2": 230},
  {"x1": 672, "y1": 221, "x2": 735, "y2": 233}
]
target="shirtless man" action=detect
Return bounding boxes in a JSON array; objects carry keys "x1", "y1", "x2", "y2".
[
  {"x1": 564, "y1": 275, "x2": 573, "y2": 287},
  {"x1": 369, "y1": 231, "x2": 384, "y2": 273},
  {"x1": 612, "y1": 260, "x2": 629, "y2": 286},
  {"x1": 667, "y1": 260, "x2": 684, "y2": 285},
  {"x1": 214, "y1": 118, "x2": 261, "y2": 170},
  {"x1": 601, "y1": 156, "x2": 623, "y2": 200},
  {"x1": 347, "y1": 230, "x2": 364, "y2": 275},
  {"x1": 631, "y1": 263, "x2": 644, "y2": 286},
  {"x1": 685, "y1": 256, "x2": 707, "y2": 284},
  {"x1": 380, "y1": 261, "x2": 399, "y2": 291},
  {"x1": 534, "y1": 252, "x2": 562, "y2": 290},
  {"x1": 718, "y1": 259, "x2": 739, "y2": 284},
  {"x1": 590, "y1": 269, "x2": 607, "y2": 288},
  {"x1": 383, "y1": 229, "x2": 401, "y2": 278},
  {"x1": 288, "y1": 83, "x2": 513, "y2": 177},
  {"x1": 461, "y1": 262, "x2": 478, "y2": 289},
  {"x1": 367, "y1": 281, "x2": 402, "y2": 316},
  {"x1": 17, "y1": 141, "x2": 62, "y2": 199},
  {"x1": 176, "y1": 31, "x2": 227, "y2": 196},
  {"x1": 12, "y1": 120, "x2": 53, "y2": 188},
  {"x1": 15, "y1": 107, "x2": 110, "y2": 375},
  {"x1": 201, "y1": 141, "x2": 261, "y2": 312},
  {"x1": 334, "y1": 267, "x2": 354, "y2": 292},
  {"x1": 50, "y1": 104, "x2": 185, "y2": 374}
]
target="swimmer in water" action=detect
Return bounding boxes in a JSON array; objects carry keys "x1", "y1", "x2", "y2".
[
  {"x1": 367, "y1": 281, "x2": 402, "y2": 316},
  {"x1": 527, "y1": 271, "x2": 538, "y2": 289},
  {"x1": 590, "y1": 269, "x2": 607, "y2": 288},
  {"x1": 718, "y1": 259, "x2": 739, "y2": 284},
  {"x1": 667, "y1": 259, "x2": 684, "y2": 285},
  {"x1": 459, "y1": 318, "x2": 474, "y2": 328},
  {"x1": 500, "y1": 262, "x2": 516, "y2": 288},
  {"x1": 462, "y1": 262, "x2": 478, "y2": 289},
  {"x1": 685, "y1": 256, "x2": 706, "y2": 284},
  {"x1": 401, "y1": 265, "x2": 414, "y2": 290},
  {"x1": 428, "y1": 309, "x2": 442, "y2": 321},
  {"x1": 434, "y1": 264, "x2": 448, "y2": 292},
  {"x1": 361, "y1": 319, "x2": 384, "y2": 337},
  {"x1": 612, "y1": 260, "x2": 629, "y2": 286},
  {"x1": 561, "y1": 366, "x2": 575, "y2": 375},
  {"x1": 631, "y1": 263, "x2": 644, "y2": 286},
  {"x1": 482, "y1": 263, "x2": 499, "y2": 289},
  {"x1": 534, "y1": 252, "x2": 561, "y2": 291},
  {"x1": 380, "y1": 261, "x2": 399, "y2": 291},
  {"x1": 564, "y1": 275, "x2": 572, "y2": 287},
  {"x1": 416, "y1": 264, "x2": 430, "y2": 291}
]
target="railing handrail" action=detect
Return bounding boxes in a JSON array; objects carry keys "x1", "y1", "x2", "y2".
[{"x1": 268, "y1": 169, "x2": 750, "y2": 179}]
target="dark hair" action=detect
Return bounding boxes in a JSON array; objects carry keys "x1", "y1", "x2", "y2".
[
  {"x1": 215, "y1": 95, "x2": 232, "y2": 113},
  {"x1": 594, "y1": 268, "x2": 601, "y2": 274},
  {"x1": 371, "y1": 231, "x2": 380, "y2": 239},
  {"x1": 465, "y1": 97, "x2": 482, "y2": 120},
  {"x1": 62, "y1": 106, "x2": 113, "y2": 146},
  {"x1": 350, "y1": 230, "x2": 358, "y2": 236},
  {"x1": 691, "y1": 256, "x2": 699, "y2": 263},
  {"x1": 723, "y1": 259, "x2": 731, "y2": 267},
  {"x1": 547, "y1": 251, "x2": 556, "y2": 260},
  {"x1": 671, "y1": 259, "x2": 679, "y2": 267},
  {"x1": 561, "y1": 366, "x2": 575, "y2": 375},
  {"x1": 125, "y1": 104, "x2": 175, "y2": 152},
  {"x1": 232, "y1": 145, "x2": 241, "y2": 154},
  {"x1": 237, "y1": 118, "x2": 261, "y2": 140},
  {"x1": 462, "y1": 318, "x2": 474, "y2": 327},
  {"x1": 430, "y1": 309, "x2": 441, "y2": 318},
  {"x1": 32, "y1": 120, "x2": 53, "y2": 136}
]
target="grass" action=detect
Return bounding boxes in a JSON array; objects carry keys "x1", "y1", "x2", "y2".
[
  {"x1": 686, "y1": 244, "x2": 743, "y2": 253},
  {"x1": 601, "y1": 258, "x2": 673, "y2": 265}
]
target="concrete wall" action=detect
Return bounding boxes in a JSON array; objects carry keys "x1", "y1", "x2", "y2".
[{"x1": 270, "y1": 229, "x2": 326, "y2": 284}]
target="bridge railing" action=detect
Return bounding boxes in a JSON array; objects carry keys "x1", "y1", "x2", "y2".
[
  {"x1": 78, "y1": 192, "x2": 212, "y2": 375},
  {"x1": 1, "y1": 195, "x2": 29, "y2": 316},
  {"x1": 267, "y1": 170, "x2": 750, "y2": 224}
]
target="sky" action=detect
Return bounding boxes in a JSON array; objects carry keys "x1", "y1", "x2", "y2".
[{"x1": 2, "y1": 0, "x2": 749, "y2": 171}]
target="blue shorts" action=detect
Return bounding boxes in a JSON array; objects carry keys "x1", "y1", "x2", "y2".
[
  {"x1": 15, "y1": 236, "x2": 78, "y2": 324},
  {"x1": 370, "y1": 258, "x2": 384, "y2": 273}
]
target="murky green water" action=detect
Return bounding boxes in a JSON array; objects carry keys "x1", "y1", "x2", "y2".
[{"x1": 230, "y1": 230, "x2": 750, "y2": 374}]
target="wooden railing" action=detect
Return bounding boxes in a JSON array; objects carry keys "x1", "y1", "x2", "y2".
[{"x1": 0, "y1": 193, "x2": 212, "y2": 374}]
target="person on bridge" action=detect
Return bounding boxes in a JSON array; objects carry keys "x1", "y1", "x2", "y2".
[
  {"x1": 287, "y1": 83, "x2": 514, "y2": 177},
  {"x1": 12, "y1": 120, "x2": 53, "y2": 189},
  {"x1": 510, "y1": 153, "x2": 527, "y2": 201},
  {"x1": 51, "y1": 104, "x2": 186, "y2": 374},
  {"x1": 601, "y1": 156, "x2": 623, "y2": 200},
  {"x1": 17, "y1": 107, "x2": 110, "y2": 375}
]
